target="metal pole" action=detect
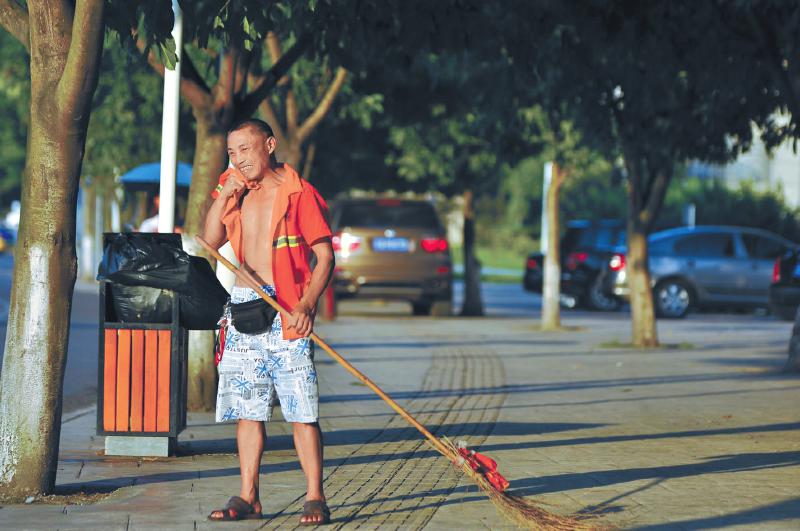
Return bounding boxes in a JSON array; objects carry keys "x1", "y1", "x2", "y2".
[
  {"x1": 157, "y1": 0, "x2": 183, "y2": 233},
  {"x1": 541, "y1": 162, "x2": 553, "y2": 254}
]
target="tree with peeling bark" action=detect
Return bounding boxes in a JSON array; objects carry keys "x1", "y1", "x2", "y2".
[
  {"x1": 507, "y1": 1, "x2": 784, "y2": 347},
  {"x1": 516, "y1": 107, "x2": 594, "y2": 331},
  {"x1": 0, "y1": 0, "x2": 177, "y2": 500},
  {"x1": 540, "y1": 161, "x2": 566, "y2": 330}
]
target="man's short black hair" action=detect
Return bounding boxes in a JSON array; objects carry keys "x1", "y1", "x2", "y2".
[{"x1": 227, "y1": 118, "x2": 274, "y2": 138}]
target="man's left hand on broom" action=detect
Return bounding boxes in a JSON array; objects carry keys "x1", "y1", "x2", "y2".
[{"x1": 288, "y1": 301, "x2": 313, "y2": 337}]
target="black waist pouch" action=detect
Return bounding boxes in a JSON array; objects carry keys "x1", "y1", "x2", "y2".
[{"x1": 230, "y1": 297, "x2": 278, "y2": 334}]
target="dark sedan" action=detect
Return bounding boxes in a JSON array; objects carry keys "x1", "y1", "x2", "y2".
[
  {"x1": 770, "y1": 248, "x2": 800, "y2": 320},
  {"x1": 523, "y1": 220, "x2": 625, "y2": 311}
]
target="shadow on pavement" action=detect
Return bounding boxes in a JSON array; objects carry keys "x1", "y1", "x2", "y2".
[
  {"x1": 632, "y1": 496, "x2": 800, "y2": 530},
  {"x1": 476, "y1": 421, "x2": 800, "y2": 452},
  {"x1": 318, "y1": 371, "x2": 800, "y2": 404},
  {"x1": 177, "y1": 421, "x2": 604, "y2": 455},
  {"x1": 512, "y1": 450, "x2": 800, "y2": 497}
]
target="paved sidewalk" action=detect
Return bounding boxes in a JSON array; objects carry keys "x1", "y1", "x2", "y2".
[{"x1": 1, "y1": 307, "x2": 799, "y2": 530}]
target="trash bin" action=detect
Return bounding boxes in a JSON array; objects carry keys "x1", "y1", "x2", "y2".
[{"x1": 96, "y1": 233, "x2": 227, "y2": 456}]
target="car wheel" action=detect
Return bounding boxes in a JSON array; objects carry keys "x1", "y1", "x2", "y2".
[
  {"x1": 654, "y1": 279, "x2": 693, "y2": 318},
  {"x1": 586, "y1": 276, "x2": 622, "y2": 312},
  {"x1": 770, "y1": 303, "x2": 798, "y2": 322},
  {"x1": 412, "y1": 302, "x2": 432, "y2": 316}
]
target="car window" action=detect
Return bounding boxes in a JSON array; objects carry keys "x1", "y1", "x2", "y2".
[
  {"x1": 337, "y1": 201, "x2": 441, "y2": 230},
  {"x1": 563, "y1": 226, "x2": 624, "y2": 250},
  {"x1": 741, "y1": 233, "x2": 787, "y2": 259},
  {"x1": 673, "y1": 233, "x2": 735, "y2": 258},
  {"x1": 649, "y1": 238, "x2": 674, "y2": 255}
]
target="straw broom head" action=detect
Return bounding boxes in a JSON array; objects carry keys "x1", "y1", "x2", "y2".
[{"x1": 438, "y1": 437, "x2": 600, "y2": 530}]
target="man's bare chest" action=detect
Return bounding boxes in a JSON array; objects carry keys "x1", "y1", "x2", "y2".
[{"x1": 240, "y1": 191, "x2": 276, "y2": 235}]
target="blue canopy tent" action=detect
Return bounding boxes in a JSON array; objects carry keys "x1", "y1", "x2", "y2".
[{"x1": 119, "y1": 161, "x2": 193, "y2": 190}]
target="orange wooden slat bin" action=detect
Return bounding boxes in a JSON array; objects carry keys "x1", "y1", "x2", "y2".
[{"x1": 98, "y1": 281, "x2": 188, "y2": 438}]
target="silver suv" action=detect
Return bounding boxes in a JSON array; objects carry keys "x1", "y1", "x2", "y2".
[{"x1": 607, "y1": 226, "x2": 795, "y2": 318}]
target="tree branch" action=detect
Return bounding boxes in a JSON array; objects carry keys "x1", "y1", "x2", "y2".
[
  {"x1": 296, "y1": 68, "x2": 348, "y2": 143},
  {"x1": 135, "y1": 36, "x2": 211, "y2": 110},
  {"x1": 0, "y1": 0, "x2": 29, "y2": 53},
  {"x1": 641, "y1": 170, "x2": 671, "y2": 233},
  {"x1": 237, "y1": 33, "x2": 312, "y2": 121},
  {"x1": 233, "y1": 51, "x2": 250, "y2": 98},
  {"x1": 57, "y1": 0, "x2": 105, "y2": 115},
  {"x1": 254, "y1": 89, "x2": 287, "y2": 145},
  {"x1": 286, "y1": 87, "x2": 299, "y2": 135},
  {"x1": 266, "y1": 31, "x2": 290, "y2": 87}
]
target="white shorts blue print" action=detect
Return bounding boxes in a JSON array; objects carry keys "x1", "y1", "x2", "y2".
[{"x1": 215, "y1": 285, "x2": 319, "y2": 424}]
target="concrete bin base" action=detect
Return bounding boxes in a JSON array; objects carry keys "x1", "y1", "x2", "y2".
[{"x1": 105, "y1": 435, "x2": 175, "y2": 457}]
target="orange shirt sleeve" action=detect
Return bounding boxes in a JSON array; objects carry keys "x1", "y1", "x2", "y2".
[{"x1": 297, "y1": 183, "x2": 332, "y2": 246}]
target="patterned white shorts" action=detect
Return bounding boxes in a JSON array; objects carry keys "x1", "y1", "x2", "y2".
[{"x1": 215, "y1": 285, "x2": 319, "y2": 424}]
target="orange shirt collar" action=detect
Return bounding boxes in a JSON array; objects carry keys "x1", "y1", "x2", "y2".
[{"x1": 268, "y1": 163, "x2": 303, "y2": 241}]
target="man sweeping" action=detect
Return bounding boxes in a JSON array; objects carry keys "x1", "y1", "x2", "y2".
[{"x1": 203, "y1": 118, "x2": 334, "y2": 525}]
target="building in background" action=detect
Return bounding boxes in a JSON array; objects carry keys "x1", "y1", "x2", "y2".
[{"x1": 688, "y1": 116, "x2": 800, "y2": 208}]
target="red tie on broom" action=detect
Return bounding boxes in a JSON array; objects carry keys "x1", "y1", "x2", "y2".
[{"x1": 196, "y1": 236, "x2": 594, "y2": 530}]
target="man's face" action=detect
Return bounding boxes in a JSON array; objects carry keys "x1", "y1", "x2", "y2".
[{"x1": 226, "y1": 127, "x2": 273, "y2": 181}]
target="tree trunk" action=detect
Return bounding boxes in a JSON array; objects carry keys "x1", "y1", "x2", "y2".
[
  {"x1": 280, "y1": 136, "x2": 303, "y2": 168},
  {"x1": 183, "y1": 113, "x2": 227, "y2": 412},
  {"x1": 183, "y1": 113, "x2": 227, "y2": 239},
  {"x1": 302, "y1": 143, "x2": 317, "y2": 180},
  {"x1": 460, "y1": 190, "x2": 484, "y2": 316},
  {"x1": 0, "y1": 0, "x2": 104, "y2": 496},
  {"x1": 626, "y1": 221, "x2": 658, "y2": 347},
  {"x1": 624, "y1": 154, "x2": 670, "y2": 348},
  {"x1": 541, "y1": 163, "x2": 565, "y2": 330}
]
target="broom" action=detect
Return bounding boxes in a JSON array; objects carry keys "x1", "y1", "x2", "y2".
[{"x1": 196, "y1": 236, "x2": 595, "y2": 530}]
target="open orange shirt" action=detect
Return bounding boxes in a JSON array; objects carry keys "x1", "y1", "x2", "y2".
[{"x1": 213, "y1": 164, "x2": 332, "y2": 339}]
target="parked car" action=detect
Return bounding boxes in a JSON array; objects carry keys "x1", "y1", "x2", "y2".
[
  {"x1": 768, "y1": 248, "x2": 800, "y2": 320},
  {"x1": 606, "y1": 226, "x2": 796, "y2": 318},
  {"x1": 329, "y1": 197, "x2": 453, "y2": 316},
  {"x1": 0, "y1": 224, "x2": 15, "y2": 252},
  {"x1": 523, "y1": 219, "x2": 626, "y2": 311}
]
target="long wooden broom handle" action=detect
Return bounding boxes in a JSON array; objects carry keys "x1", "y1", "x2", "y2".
[{"x1": 195, "y1": 236, "x2": 454, "y2": 460}]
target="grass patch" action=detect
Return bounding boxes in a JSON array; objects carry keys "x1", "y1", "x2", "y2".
[
  {"x1": 599, "y1": 340, "x2": 695, "y2": 349},
  {"x1": 450, "y1": 244, "x2": 527, "y2": 272},
  {"x1": 524, "y1": 324, "x2": 587, "y2": 332}
]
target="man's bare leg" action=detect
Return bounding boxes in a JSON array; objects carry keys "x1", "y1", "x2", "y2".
[
  {"x1": 294, "y1": 422, "x2": 326, "y2": 524},
  {"x1": 210, "y1": 419, "x2": 265, "y2": 518}
]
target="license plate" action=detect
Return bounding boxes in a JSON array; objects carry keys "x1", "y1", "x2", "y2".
[
  {"x1": 793, "y1": 263, "x2": 800, "y2": 278},
  {"x1": 372, "y1": 237, "x2": 410, "y2": 252}
]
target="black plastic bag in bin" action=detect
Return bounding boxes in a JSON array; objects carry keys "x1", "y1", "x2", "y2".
[
  {"x1": 109, "y1": 284, "x2": 173, "y2": 323},
  {"x1": 97, "y1": 233, "x2": 229, "y2": 329}
]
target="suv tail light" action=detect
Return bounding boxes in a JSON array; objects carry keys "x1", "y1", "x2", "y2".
[
  {"x1": 332, "y1": 231, "x2": 361, "y2": 258},
  {"x1": 420, "y1": 238, "x2": 448, "y2": 253},
  {"x1": 566, "y1": 252, "x2": 588, "y2": 270},
  {"x1": 773, "y1": 257, "x2": 782, "y2": 283},
  {"x1": 609, "y1": 253, "x2": 626, "y2": 272}
]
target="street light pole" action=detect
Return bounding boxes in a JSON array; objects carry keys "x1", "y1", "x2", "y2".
[{"x1": 157, "y1": 0, "x2": 183, "y2": 233}]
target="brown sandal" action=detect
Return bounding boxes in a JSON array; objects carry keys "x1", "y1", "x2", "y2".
[
  {"x1": 300, "y1": 500, "x2": 331, "y2": 526},
  {"x1": 208, "y1": 496, "x2": 263, "y2": 521}
]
